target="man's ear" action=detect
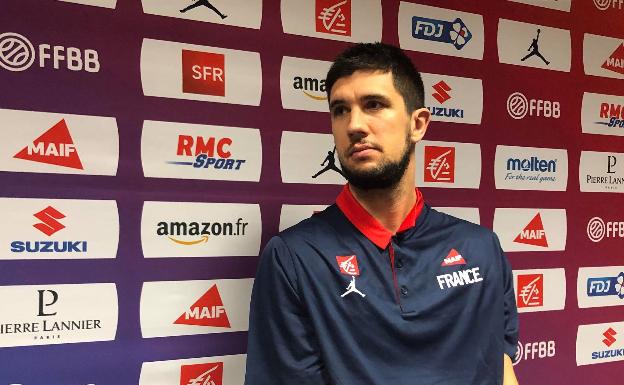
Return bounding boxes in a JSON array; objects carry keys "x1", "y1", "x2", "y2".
[{"x1": 409, "y1": 107, "x2": 431, "y2": 144}]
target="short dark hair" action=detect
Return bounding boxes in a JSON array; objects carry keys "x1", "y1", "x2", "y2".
[{"x1": 325, "y1": 42, "x2": 424, "y2": 113}]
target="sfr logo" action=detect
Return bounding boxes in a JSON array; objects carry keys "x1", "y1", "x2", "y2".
[{"x1": 182, "y1": 49, "x2": 225, "y2": 96}]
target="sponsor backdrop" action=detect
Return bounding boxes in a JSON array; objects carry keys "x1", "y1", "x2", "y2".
[{"x1": 0, "y1": 0, "x2": 623, "y2": 384}]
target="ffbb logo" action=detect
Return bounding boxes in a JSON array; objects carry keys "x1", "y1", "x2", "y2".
[
  {"x1": 0, "y1": 32, "x2": 100, "y2": 73},
  {"x1": 180, "y1": 362, "x2": 224, "y2": 385},
  {"x1": 182, "y1": 49, "x2": 225, "y2": 96}
]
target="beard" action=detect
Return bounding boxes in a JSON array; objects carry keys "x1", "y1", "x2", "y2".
[{"x1": 339, "y1": 134, "x2": 413, "y2": 190}]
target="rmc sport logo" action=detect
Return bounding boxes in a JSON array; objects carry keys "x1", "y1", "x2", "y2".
[
  {"x1": 595, "y1": 102, "x2": 624, "y2": 129},
  {"x1": 169, "y1": 135, "x2": 246, "y2": 171}
]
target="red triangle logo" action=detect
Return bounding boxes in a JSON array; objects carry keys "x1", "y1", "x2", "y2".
[
  {"x1": 514, "y1": 213, "x2": 548, "y2": 247},
  {"x1": 602, "y1": 43, "x2": 624, "y2": 75},
  {"x1": 13, "y1": 119, "x2": 84, "y2": 170},
  {"x1": 174, "y1": 284, "x2": 231, "y2": 328},
  {"x1": 441, "y1": 248, "x2": 466, "y2": 266}
]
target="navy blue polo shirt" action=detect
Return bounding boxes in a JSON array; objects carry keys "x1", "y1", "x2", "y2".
[{"x1": 245, "y1": 186, "x2": 519, "y2": 385}]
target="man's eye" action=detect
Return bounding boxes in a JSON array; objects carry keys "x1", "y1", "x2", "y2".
[
  {"x1": 366, "y1": 100, "x2": 384, "y2": 110},
  {"x1": 332, "y1": 106, "x2": 346, "y2": 116}
]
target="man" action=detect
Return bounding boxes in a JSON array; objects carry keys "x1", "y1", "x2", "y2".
[{"x1": 245, "y1": 43, "x2": 519, "y2": 385}]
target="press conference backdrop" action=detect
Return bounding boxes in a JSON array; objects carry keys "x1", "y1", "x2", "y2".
[{"x1": 0, "y1": 0, "x2": 623, "y2": 384}]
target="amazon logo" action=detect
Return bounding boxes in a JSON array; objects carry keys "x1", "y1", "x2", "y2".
[
  {"x1": 293, "y1": 76, "x2": 327, "y2": 101},
  {"x1": 156, "y1": 218, "x2": 248, "y2": 245}
]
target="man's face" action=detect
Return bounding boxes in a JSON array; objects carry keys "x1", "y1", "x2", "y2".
[{"x1": 329, "y1": 70, "x2": 415, "y2": 189}]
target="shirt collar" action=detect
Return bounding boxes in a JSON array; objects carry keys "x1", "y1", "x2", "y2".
[{"x1": 335, "y1": 184, "x2": 424, "y2": 249}]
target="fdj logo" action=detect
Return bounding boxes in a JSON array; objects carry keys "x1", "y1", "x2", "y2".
[
  {"x1": 597, "y1": 103, "x2": 624, "y2": 128},
  {"x1": 587, "y1": 272, "x2": 624, "y2": 299},
  {"x1": 172, "y1": 135, "x2": 246, "y2": 171},
  {"x1": 412, "y1": 17, "x2": 472, "y2": 50},
  {"x1": 0, "y1": 32, "x2": 100, "y2": 72},
  {"x1": 513, "y1": 340, "x2": 556, "y2": 366}
]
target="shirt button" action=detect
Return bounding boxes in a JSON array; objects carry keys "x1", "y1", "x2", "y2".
[
  {"x1": 400, "y1": 286, "x2": 408, "y2": 296},
  {"x1": 395, "y1": 258, "x2": 403, "y2": 269}
]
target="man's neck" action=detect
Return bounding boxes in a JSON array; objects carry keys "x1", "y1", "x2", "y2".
[{"x1": 349, "y1": 178, "x2": 416, "y2": 234}]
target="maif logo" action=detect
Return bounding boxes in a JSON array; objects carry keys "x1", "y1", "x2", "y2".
[
  {"x1": 13, "y1": 119, "x2": 83, "y2": 170},
  {"x1": 493, "y1": 208, "x2": 566, "y2": 252},
  {"x1": 140, "y1": 39, "x2": 261, "y2": 106},
  {"x1": 139, "y1": 355, "x2": 247, "y2": 385},
  {"x1": 517, "y1": 274, "x2": 543, "y2": 308},
  {"x1": 577, "y1": 322, "x2": 624, "y2": 365},
  {"x1": 602, "y1": 43, "x2": 624, "y2": 76},
  {"x1": 180, "y1": 362, "x2": 224, "y2": 385},
  {"x1": 140, "y1": 279, "x2": 252, "y2": 338},
  {"x1": 1, "y1": 198, "x2": 119, "y2": 260},
  {"x1": 578, "y1": 267, "x2": 624, "y2": 308},
  {"x1": 175, "y1": 284, "x2": 231, "y2": 328},
  {"x1": 514, "y1": 213, "x2": 548, "y2": 247},
  {"x1": 587, "y1": 216, "x2": 624, "y2": 242},
  {"x1": 0, "y1": 31, "x2": 100, "y2": 73},
  {"x1": 421, "y1": 72, "x2": 483, "y2": 124},
  {"x1": 513, "y1": 269, "x2": 566, "y2": 313},
  {"x1": 583, "y1": 33, "x2": 624, "y2": 80},
  {"x1": 182, "y1": 49, "x2": 225, "y2": 96},
  {"x1": 398, "y1": 3, "x2": 484, "y2": 60},
  {"x1": 0, "y1": 108, "x2": 119, "y2": 176},
  {"x1": 0, "y1": 283, "x2": 118, "y2": 347},
  {"x1": 141, "y1": 120, "x2": 261, "y2": 182},
  {"x1": 316, "y1": 0, "x2": 351, "y2": 36},
  {"x1": 506, "y1": 92, "x2": 560, "y2": 120},
  {"x1": 141, "y1": 201, "x2": 261, "y2": 258},
  {"x1": 424, "y1": 146, "x2": 455, "y2": 183}
]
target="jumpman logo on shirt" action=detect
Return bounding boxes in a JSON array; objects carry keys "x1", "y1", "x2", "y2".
[
  {"x1": 341, "y1": 276, "x2": 366, "y2": 298},
  {"x1": 180, "y1": 0, "x2": 228, "y2": 19},
  {"x1": 521, "y1": 28, "x2": 550, "y2": 65}
]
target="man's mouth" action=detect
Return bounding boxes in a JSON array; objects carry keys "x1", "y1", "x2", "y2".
[{"x1": 349, "y1": 143, "x2": 379, "y2": 157}]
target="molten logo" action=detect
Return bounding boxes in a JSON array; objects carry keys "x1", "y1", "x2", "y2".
[
  {"x1": 182, "y1": 49, "x2": 225, "y2": 96},
  {"x1": 33, "y1": 206, "x2": 66, "y2": 236},
  {"x1": 13, "y1": 119, "x2": 84, "y2": 169},
  {"x1": 441, "y1": 249, "x2": 465, "y2": 266},
  {"x1": 336, "y1": 255, "x2": 360, "y2": 276},
  {"x1": 514, "y1": 213, "x2": 548, "y2": 247},
  {"x1": 316, "y1": 0, "x2": 351, "y2": 36},
  {"x1": 517, "y1": 274, "x2": 543, "y2": 308},
  {"x1": 603, "y1": 327, "x2": 617, "y2": 347},
  {"x1": 174, "y1": 285, "x2": 231, "y2": 328},
  {"x1": 432, "y1": 81, "x2": 452, "y2": 103},
  {"x1": 180, "y1": 362, "x2": 223, "y2": 385},
  {"x1": 602, "y1": 43, "x2": 624, "y2": 76},
  {"x1": 424, "y1": 146, "x2": 455, "y2": 183}
]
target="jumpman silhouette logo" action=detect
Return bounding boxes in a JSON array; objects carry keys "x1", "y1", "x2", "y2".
[
  {"x1": 521, "y1": 29, "x2": 550, "y2": 65},
  {"x1": 312, "y1": 146, "x2": 345, "y2": 178},
  {"x1": 180, "y1": 0, "x2": 227, "y2": 19},
  {"x1": 341, "y1": 276, "x2": 366, "y2": 298}
]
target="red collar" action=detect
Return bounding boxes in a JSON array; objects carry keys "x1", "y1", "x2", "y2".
[{"x1": 335, "y1": 184, "x2": 424, "y2": 249}]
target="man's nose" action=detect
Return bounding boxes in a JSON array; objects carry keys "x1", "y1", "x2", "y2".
[{"x1": 346, "y1": 107, "x2": 369, "y2": 138}]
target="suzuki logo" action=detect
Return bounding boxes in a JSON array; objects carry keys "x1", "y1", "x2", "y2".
[
  {"x1": 603, "y1": 327, "x2": 617, "y2": 347},
  {"x1": 33, "y1": 206, "x2": 66, "y2": 236},
  {"x1": 432, "y1": 81, "x2": 451, "y2": 104}
]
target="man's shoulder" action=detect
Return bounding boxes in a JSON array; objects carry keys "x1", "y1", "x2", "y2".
[
  {"x1": 425, "y1": 206, "x2": 499, "y2": 243},
  {"x1": 277, "y1": 204, "x2": 345, "y2": 246}
]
